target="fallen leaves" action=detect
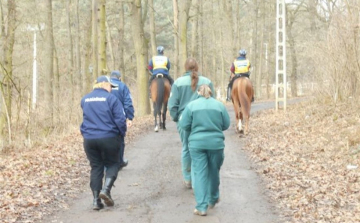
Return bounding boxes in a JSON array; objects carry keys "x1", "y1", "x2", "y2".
[
  {"x1": 244, "y1": 98, "x2": 360, "y2": 222},
  {"x1": 0, "y1": 115, "x2": 153, "y2": 223}
]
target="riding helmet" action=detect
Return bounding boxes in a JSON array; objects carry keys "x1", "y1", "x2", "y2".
[
  {"x1": 157, "y1": 46, "x2": 165, "y2": 54},
  {"x1": 239, "y1": 49, "x2": 247, "y2": 56}
]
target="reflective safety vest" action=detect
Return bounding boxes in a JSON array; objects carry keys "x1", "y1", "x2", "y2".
[
  {"x1": 153, "y1": 56, "x2": 169, "y2": 70},
  {"x1": 234, "y1": 59, "x2": 250, "y2": 74}
]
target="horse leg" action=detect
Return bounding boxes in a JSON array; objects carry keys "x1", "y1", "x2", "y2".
[
  {"x1": 153, "y1": 102, "x2": 159, "y2": 132},
  {"x1": 233, "y1": 102, "x2": 242, "y2": 133},
  {"x1": 244, "y1": 116, "x2": 249, "y2": 135},
  {"x1": 238, "y1": 110, "x2": 244, "y2": 134},
  {"x1": 162, "y1": 103, "x2": 167, "y2": 130},
  {"x1": 159, "y1": 112, "x2": 162, "y2": 129}
]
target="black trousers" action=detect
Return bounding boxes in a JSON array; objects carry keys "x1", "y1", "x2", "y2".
[
  {"x1": 119, "y1": 135, "x2": 125, "y2": 163},
  {"x1": 83, "y1": 136, "x2": 122, "y2": 191}
]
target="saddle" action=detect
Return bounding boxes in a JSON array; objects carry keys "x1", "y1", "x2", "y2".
[{"x1": 230, "y1": 73, "x2": 250, "y2": 88}]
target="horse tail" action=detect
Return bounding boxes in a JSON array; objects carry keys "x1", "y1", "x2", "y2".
[
  {"x1": 238, "y1": 79, "x2": 250, "y2": 118},
  {"x1": 156, "y1": 77, "x2": 165, "y2": 116}
]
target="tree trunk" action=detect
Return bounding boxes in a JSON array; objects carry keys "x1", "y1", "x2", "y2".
[
  {"x1": 53, "y1": 48, "x2": 60, "y2": 123},
  {"x1": 149, "y1": 0, "x2": 157, "y2": 55},
  {"x1": 178, "y1": 0, "x2": 192, "y2": 70},
  {"x1": 83, "y1": 7, "x2": 93, "y2": 94},
  {"x1": 0, "y1": 0, "x2": 16, "y2": 144},
  {"x1": 190, "y1": 0, "x2": 199, "y2": 58},
  {"x1": 44, "y1": 0, "x2": 54, "y2": 123},
  {"x1": 92, "y1": 0, "x2": 99, "y2": 76},
  {"x1": 172, "y1": 0, "x2": 179, "y2": 78},
  {"x1": 198, "y1": 0, "x2": 203, "y2": 73},
  {"x1": 0, "y1": 2, "x2": 4, "y2": 38},
  {"x1": 67, "y1": 0, "x2": 75, "y2": 102},
  {"x1": 257, "y1": 0, "x2": 265, "y2": 99},
  {"x1": 252, "y1": 0, "x2": 260, "y2": 99},
  {"x1": 118, "y1": 2, "x2": 125, "y2": 82},
  {"x1": 129, "y1": 0, "x2": 150, "y2": 116},
  {"x1": 98, "y1": 0, "x2": 107, "y2": 74},
  {"x1": 106, "y1": 20, "x2": 115, "y2": 70},
  {"x1": 75, "y1": 0, "x2": 82, "y2": 93}
]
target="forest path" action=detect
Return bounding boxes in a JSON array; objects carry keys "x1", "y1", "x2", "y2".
[{"x1": 41, "y1": 101, "x2": 280, "y2": 223}]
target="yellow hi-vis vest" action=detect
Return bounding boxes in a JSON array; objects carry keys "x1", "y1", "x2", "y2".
[
  {"x1": 234, "y1": 59, "x2": 250, "y2": 74},
  {"x1": 153, "y1": 56, "x2": 168, "y2": 70}
]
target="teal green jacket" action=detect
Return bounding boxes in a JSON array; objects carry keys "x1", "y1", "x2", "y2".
[
  {"x1": 168, "y1": 71, "x2": 215, "y2": 122},
  {"x1": 178, "y1": 96, "x2": 230, "y2": 150}
]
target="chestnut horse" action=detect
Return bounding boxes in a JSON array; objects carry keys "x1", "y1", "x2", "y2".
[
  {"x1": 231, "y1": 77, "x2": 254, "y2": 135},
  {"x1": 150, "y1": 74, "x2": 171, "y2": 132}
]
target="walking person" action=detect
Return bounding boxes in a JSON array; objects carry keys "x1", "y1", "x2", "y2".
[
  {"x1": 110, "y1": 70, "x2": 134, "y2": 170},
  {"x1": 168, "y1": 58, "x2": 215, "y2": 189},
  {"x1": 178, "y1": 84, "x2": 230, "y2": 216},
  {"x1": 80, "y1": 75, "x2": 127, "y2": 210}
]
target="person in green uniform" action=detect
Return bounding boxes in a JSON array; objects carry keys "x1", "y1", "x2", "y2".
[
  {"x1": 168, "y1": 58, "x2": 215, "y2": 189},
  {"x1": 179, "y1": 84, "x2": 230, "y2": 216}
]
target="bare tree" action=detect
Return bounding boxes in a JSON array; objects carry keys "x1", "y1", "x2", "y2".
[
  {"x1": 128, "y1": 0, "x2": 150, "y2": 116},
  {"x1": 98, "y1": 0, "x2": 107, "y2": 74},
  {"x1": 0, "y1": 0, "x2": 16, "y2": 144},
  {"x1": 75, "y1": 0, "x2": 82, "y2": 93},
  {"x1": 44, "y1": 0, "x2": 54, "y2": 122},
  {"x1": 172, "y1": 0, "x2": 179, "y2": 78},
  {"x1": 92, "y1": 0, "x2": 99, "y2": 76},
  {"x1": 83, "y1": 7, "x2": 93, "y2": 94},
  {"x1": 67, "y1": 0, "x2": 75, "y2": 102},
  {"x1": 178, "y1": 0, "x2": 192, "y2": 69},
  {"x1": 118, "y1": 2, "x2": 126, "y2": 82},
  {"x1": 190, "y1": 0, "x2": 199, "y2": 58},
  {"x1": 149, "y1": 0, "x2": 157, "y2": 55}
]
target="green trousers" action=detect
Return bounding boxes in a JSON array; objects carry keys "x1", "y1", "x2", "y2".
[
  {"x1": 190, "y1": 148, "x2": 224, "y2": 212},
  {"x1": 176, "y1": 123, "x2": 194, "y2": 186}
]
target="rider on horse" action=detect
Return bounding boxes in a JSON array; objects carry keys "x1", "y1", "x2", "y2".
[
  {"x1": 226, "y1": 49, "x2": 254, "y2": 102},
  {"x1": 148, "y1": 46, "x2": 174, "y2": 98}
]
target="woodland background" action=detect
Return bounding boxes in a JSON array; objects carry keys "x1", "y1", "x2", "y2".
[
  {"x1": 0, "y1": 0, "x2": 360, "y2": 222},
  {"x1": 1, "y1": 0, "x2": 358, "y2": 149}
]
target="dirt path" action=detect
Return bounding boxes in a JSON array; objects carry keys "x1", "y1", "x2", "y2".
[{"x1": 41, "y1": 102, "x2": 280, "y2": 223}]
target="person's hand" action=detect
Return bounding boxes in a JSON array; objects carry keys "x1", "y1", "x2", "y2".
[{"x1": 127, "y1": 120, "x2": 133, "y2": 128}]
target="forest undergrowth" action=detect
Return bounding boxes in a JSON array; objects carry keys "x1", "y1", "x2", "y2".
[{"x1": 245, "y1": 97, "x2": 360, "y2": 223}]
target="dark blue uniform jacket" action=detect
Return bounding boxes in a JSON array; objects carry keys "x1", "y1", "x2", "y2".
[
  {"x1": 80, "y1": 88, "x2": 127, "y2": 139},
  {"x1": 110, "y1": 78, "x2": 135, "y2": 121}
]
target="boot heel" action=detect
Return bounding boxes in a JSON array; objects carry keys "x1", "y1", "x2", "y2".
[{"x1": 99, "y1": 191, "x2": 114, "y2": 206}]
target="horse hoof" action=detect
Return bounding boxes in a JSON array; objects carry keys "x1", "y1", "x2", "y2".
[{"x1": 154, "y1": 126, "x2": 159, "y2": 132}]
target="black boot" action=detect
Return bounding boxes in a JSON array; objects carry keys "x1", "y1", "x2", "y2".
[
  {"x1": 92, "y1": 190, "x2": 104, "y2": 210},
  {"x1": 226, "y1": 87, "x2": 232, "y2": 101},
  {"x1": 99, "y1": 178, "x2": 116, "y2": 206},
  {"x1": 118, "y1": 158, "x2": 128, "y2": 172},
  {"x1": 149, "y1": 76, "x2": 155, "y2": 99},
  {"x1": 167, "y1": 75, "x2": 174, "y2": 85}
]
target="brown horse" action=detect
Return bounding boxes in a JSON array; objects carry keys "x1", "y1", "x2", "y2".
[
  {"x1": 150, "y1": 74, "x2": 171, "y2": 132},
  {"x1": 231, "y1": 77, "x2": 254, "y2": 135}
]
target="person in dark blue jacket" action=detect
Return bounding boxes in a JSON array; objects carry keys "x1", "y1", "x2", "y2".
[
  {"x1": 110, "y1": 70, "x2": 134, "y2": 170},
  {"x1": 80, "y1": 75, "x2": 127, "y2": 210}
]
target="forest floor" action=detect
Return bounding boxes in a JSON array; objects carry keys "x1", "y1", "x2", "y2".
[{"x1": 0, "y1": 97, "x2": 359, "y2": 222}]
